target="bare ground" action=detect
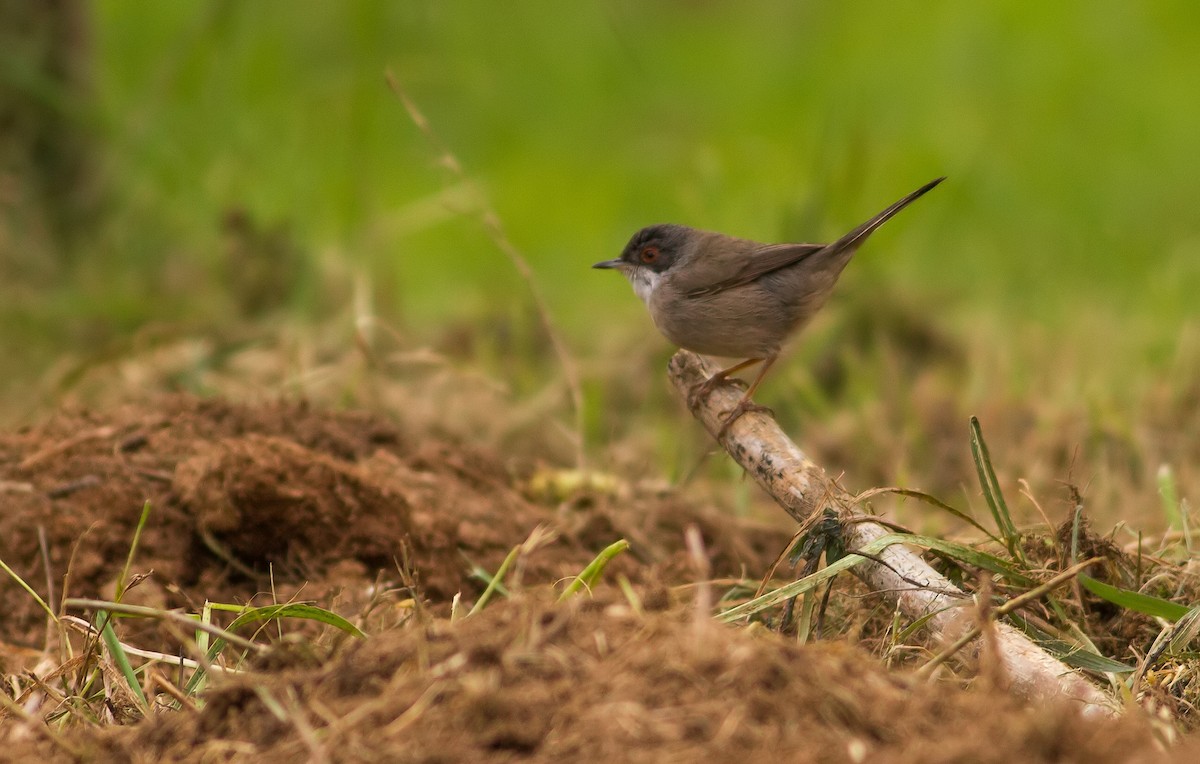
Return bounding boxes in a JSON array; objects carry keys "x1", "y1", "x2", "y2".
[{"x1": 0, "y1": 394, "x2": 1193, "y2": 761}]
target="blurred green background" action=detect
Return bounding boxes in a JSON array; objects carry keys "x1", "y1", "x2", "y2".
[{"x1": 4, "y1": 1, "x2": 1200, "y2": 426}]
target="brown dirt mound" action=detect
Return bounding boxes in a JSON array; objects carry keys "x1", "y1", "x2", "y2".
[
  {"x1": 6, "y1": 596, "x2": 1174, "y2": 763},
  {"x1": 0, "y1": 395, "x2": 789, "y2": 647},
  {"x1": 5, "y1": 395, "x2": 1198, "y2": 761}
]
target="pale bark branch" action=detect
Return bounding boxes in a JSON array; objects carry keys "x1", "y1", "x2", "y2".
[{"x1": 668, "y1": 349, "x2": 1115, "y2": 717}]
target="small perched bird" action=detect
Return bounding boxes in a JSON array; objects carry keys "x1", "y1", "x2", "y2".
[{"x1": 594, "y1": 177, "x2": 944, "y2": 434}]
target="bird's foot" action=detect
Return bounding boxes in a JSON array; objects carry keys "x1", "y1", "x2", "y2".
[
  {"x1": 687, "y1": 373, "x2": 741, "y2": 409},
  {"x1": 717, "y1": 399, "x2": 775, "y2": 437}
]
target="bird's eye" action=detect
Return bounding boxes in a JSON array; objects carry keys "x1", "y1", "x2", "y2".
[{"x1": 640, "y1": 245, "x2": 660, "y2": 264}]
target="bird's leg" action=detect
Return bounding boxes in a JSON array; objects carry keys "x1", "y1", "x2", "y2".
[
  {"x1": 717, "y1": 355, "x2": 778, "y2": 437},
  {"x1": 687, "y1": 357, "x2": 763, "y2": 409}
]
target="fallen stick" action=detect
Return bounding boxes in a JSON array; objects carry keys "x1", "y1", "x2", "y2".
[{"x1": 667, "y1": 350, "x2": 1115, "y2": 717}]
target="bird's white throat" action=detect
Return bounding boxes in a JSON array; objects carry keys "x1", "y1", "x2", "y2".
[{"x1": 625, "y1": 267, "x2": 661, "y2": 306}]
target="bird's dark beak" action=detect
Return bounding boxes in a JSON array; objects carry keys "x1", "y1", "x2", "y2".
[{"x1": 592, "y1": 259, "x2": 622, "y2": 270}]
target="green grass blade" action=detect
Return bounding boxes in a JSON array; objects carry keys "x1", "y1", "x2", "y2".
[
  {"x1": 1157, "y1": 464, "x2": 1182, "y2": 531},
  {"x1": 719, "y1": 533, "x2": 942, "y2": 622},
  {"x1": 198, "y1": 601, "x2": 212, "y2": 655},
  {"x1": 969, "y1": 416, "x2": 1023, "y2": 560},
  {"x1": 115, "y1": 501, "x2": 153, "y2": 603},
  {"x1": 66, "y1": 599, "x2": 263, "y2": 651},
  {"x1": 794, "y1": 590, "x2": 817, "y2": 644},
  {"x1": 853, "y1": 487, "x2": 999, "y2": 542},
  {"x1": 183, "y1": 603, "x2": 365, "y2": 697},
  {"x1": 467, "y1": 544, "x2": 520, "y2": 617},
  {"x1": 1007, "y1": 615, "x2": 1134, "y2": 673},
  {"x1": 892, "y1": 534, "x2": 1036, "y2": 587},
  {"x1": 895, "y1": 608, "x2": 951, "y2": 643},
  {"x1": 718, "y1": 551, "x2": 870, "y2": 622},
  {"x1": 184, "y1": 636, "x2": 232, "y2": 698},
  {"x1": 1183, "y1": 501, "x2": 1196, "y2": 557},
  {"x1": 96, "y1": 609, "x2": 149, "y2": 709},
  {"x1": 462, "y1": 554, "x2": 512, "y2": 598},
  {"x1": 616, "y1": 574, "x2": 643, "y2": 615},
  {"x1": 1140, "y1": 606, "x2": 1200, "y2": 674},
  {"x1": 224, "y1": 603, "x2": 367, "y2": 638},
  {"x1": 1, "y1": 555, "x2": 58, "y2": 624},
  {"x1": 559, "y1": 539, "x2": 630, "y2": 600},
  {"x1": 1078, "y1": 575, "x2": 1191, "y2": 621},
  {"x1": 1166, "y1": 606, "x2": 1200, "y2": 654}
]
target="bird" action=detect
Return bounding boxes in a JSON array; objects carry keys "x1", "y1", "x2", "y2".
[{"x1": 593, "y1": 177, "x2": 944, "y2": 435}]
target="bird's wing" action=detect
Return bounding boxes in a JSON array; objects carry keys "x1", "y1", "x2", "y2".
[
  {"x1": 684, "y1": 177, "x2": 945, "y2": 299},
  {"x1": 683, "y1": 242, "x2": 825, "y2": 298}
]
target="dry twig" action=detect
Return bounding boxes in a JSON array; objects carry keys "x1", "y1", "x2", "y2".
[{"x1": 385, "y1": 71, "x2": 586, "y2": 468}]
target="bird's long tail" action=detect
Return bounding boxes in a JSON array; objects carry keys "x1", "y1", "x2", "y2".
[{"x1": 822, "y1": 176, "x2": 945, "y2": 258}]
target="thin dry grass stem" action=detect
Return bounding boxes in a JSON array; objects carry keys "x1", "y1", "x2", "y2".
[
  {"x1": 36, "y1": 525, "x2": 60, "y2": 644},
  {"x1": 64, "y1": 599, "x2": 267, "y2": 654},
  {"x1": 283, "y1": 686, "x2": 331, "y2": 764},
  {"x1": 351, "y1": 270, "x2": 378, "y2": 364},
  {"x1": 147, "y1": 668, "x2": 197, "y2": 711},
  {"x1": 299, "y1": 677, "x2": 399, "y2": 747},
  {"x1": 157, "y1": 617, "x2": 227, "y2": 690},
  {"x1": 71, "y1": 611, "x2": 110, "y2": 700},
  {"x1": 14, "y1": 652, "x2": 89, "y2": 712},
  {"x1": 392, "y1": 541, "x2": 430, "y2": 627},
  {"x1": 685, "y1": 525, "x2": 713, "y2": 632},
  {"x1": 18, "y1": 426, "x2": 117, "y2": 470},
  {"x1": 358, "y1": 569, "x2": 398, "y2": 632},
  {"x1": 1060, "y1": 483, "x2": 1097, "y2": 624},
  {"x1": 269, "y1": 564, "x2": 284, "y2": 641},
  {"x1": 58, "y1": 521, "x2": 99, "y2": 663},
  {"x1": 59, "y1": 615, "x2": 208, "y2": 670},
  {"x1": 756, "y1": 526, "x2": 806, "y2": 601},
  {"x1": 515, "y1": 524, "x2": 559, "y2": 591},
  {"x1": 385, "y1": 70, "x2": 586, "y2": 469},
  {"x1": 381, "y1": 682, "x2": 444, "y2": 738},
  {"x1": 752, "y1": 480, "x2": 839, "y2": 603},
  {"x1": 1019, "y1": 479, "x2": 1054, "y2": 531},
  {"x1": 1123, "y1": 529, "x2": 1200, "y2": 557},
  {"x1": 975, "y1": 575, "x2": 1009, "y2": 692}
]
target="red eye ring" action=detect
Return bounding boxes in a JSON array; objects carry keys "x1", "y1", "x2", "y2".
[{"x1": 640, "y1": 245, "x2": 660, "y2": 264}]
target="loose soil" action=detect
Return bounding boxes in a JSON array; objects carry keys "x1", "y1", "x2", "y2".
[{"x1": 0, "y1": 396, "x2": 1190, "y2": 761}]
